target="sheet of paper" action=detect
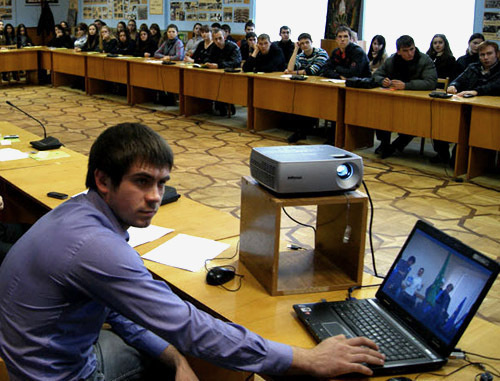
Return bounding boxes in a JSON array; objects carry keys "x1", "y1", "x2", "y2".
[
  {"x1": 127, "y1": 225, "x2": 174, "y2": 248},
  {"x1": 145, "y1": 59, "x2": 163, "y2": 64},
  {"x1": 142, "y1": 233, "x2": 230, "y2": 272},
  {"x1": 0, "y1": 148, "x2": 29, "y2": 161},
  {"x1": 29, "y1": 151, "x2": 71, "y2": 161},
  {"x1": 320, "y1": 79, "x2": 345, "y2": 84},
  {"x1": 0, "y1": 140, "x2": 12, "y2": 146}
]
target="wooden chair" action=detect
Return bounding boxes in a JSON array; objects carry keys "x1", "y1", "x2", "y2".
[{"x1": 419, "y1": 77, "x2": 450, "y2": 154}]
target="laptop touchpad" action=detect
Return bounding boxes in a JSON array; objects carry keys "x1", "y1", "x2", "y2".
[{"x1": 322, "y1": 322, "x2": 355, "y2": 338}]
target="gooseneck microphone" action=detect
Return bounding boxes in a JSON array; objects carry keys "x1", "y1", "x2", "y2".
[{"x1": 6, "y1": 101, "x2": 63, "y2": 151}]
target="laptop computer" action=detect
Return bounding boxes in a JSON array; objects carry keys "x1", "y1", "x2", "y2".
[{"x1": 293, "y1": 220, "x2": 499, "y2": 376}]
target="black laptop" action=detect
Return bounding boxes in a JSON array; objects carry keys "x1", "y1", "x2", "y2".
[{"x1": 293, "y1": 220, "x2": 499, "y2": 376}]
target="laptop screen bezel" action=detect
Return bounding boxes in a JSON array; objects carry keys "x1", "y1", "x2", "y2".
[{"x1": 375, "y1": 220, "x2": 499, "y2": 356}]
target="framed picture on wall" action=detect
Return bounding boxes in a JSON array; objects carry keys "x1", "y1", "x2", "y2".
[{"x1": 26, "y1": 0, "x2": 59, "y2": 4}]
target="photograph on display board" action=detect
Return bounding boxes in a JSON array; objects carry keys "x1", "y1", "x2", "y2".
[
  {"x1": 137, "y1": 4, "x2": 147, "y2": 19},
  {"x1": 209, "y1": 12, "x2": 222, "y2": 21},
  {"x1": 234, "y1": 7, "x2": 249, "y2": 22},
  {"x1": 223, "y1": 7, "x2": 233, "y2": 21},
  {"x1": 485, "y1": 0, "x2": 500, "y2": 8},
  {"x1": 199, "y1": 0, "x2": 222, "y2": 11},
  {"x1": 26, "y1": 0, "x2": 58, "y2": 3},
  {"x1": 0, "y1": 8, "x2": 12, "y2": 19},
  {"x1": 186, "y1": 13, "x2": 197, "y2": 21}
]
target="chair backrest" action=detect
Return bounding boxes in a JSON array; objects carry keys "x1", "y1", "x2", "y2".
[{"x1": 437, "y1": 77, "x2": 449, "y2": 92}]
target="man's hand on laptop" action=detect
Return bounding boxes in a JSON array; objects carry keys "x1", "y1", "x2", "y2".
[{"x1": 288, "y1": 334, "x2": 385, "y2": 377}]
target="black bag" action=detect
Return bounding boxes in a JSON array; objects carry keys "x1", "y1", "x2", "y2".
[{"x1": 345, "y1": 77, "x2": 378, "y2": 89}]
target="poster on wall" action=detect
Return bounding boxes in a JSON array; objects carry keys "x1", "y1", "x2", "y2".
[
  {"x1": 483, "y1": 11, "x2": 500, "y2": 39},
  {"x1": 223, "y1": 7, "x2": 232, "y2": 21},
  {"x1": 484, "y1": 0, "x2": 500, "y2": 8},
  {"x1": 26, "y1": 0, "x2": 58, "y2": 3},
  {"x1": 149, "y1": 0, "x2": 163, "y2": 15},
  {"x1": 233, "y1": 7, "x2": 249, "y2": 23}
]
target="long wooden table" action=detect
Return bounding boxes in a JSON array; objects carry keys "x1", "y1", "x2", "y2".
[
  {"x1": 1, "y1": 123, "x2": 499, "y2": 380},
  {"x1": 2, "y1": 48, "x2": 499, "y2": 178}
]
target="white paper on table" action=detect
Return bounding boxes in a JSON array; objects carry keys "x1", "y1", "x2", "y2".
[
  {"x1": 0, "y1": 140, "x2": 12, "y2": 146},
  {"x1": 0, "y1": 148, "x2": 29, "y2": 161},
  {"x1": 142, "y1": 233, "x2": 230, "y2": 272},
  {"x1": 320, "y1": 79, "x2": 345, "y2": 84},
  {"x1": 127, "y1": 225, "x2": 174, "y2": 247},
  {"x1": 145, "y1": 59, "x2": 163, "y2": 64}
]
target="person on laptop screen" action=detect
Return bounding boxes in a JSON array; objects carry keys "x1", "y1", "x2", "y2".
[{"x1": 0, "y1": 123, "x2": 385, "y2": 380}]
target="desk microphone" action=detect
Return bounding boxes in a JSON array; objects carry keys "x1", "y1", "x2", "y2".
[{"x1": 6, "y1": 101, "x2": 63, "y2": 150}]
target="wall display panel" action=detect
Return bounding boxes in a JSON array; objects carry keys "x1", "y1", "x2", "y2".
[
  {"x1": 83, "y1": 0, "x2": 149, "y2": 21},
  {"x1": 483, "y1": 0, "x2": 500, "y2": 39},
  {"x1": 0, "y1": 0, "x2": 12, "y2": 20}
]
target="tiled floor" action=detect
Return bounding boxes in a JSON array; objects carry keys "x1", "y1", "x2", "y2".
[{"x1": 1, "y1": 83, "x2": 499, "y2": 325}]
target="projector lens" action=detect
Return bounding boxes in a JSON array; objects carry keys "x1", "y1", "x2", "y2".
[{"x1": 337, "y1": 163, "x2": 353, "y2": 180}]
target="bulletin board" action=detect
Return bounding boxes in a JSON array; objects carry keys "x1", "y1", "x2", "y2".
[
  {"x1": 0, "y1": 0, "x2": 12, "y2": 20},
  {"x1": 82, "y1": 0, "x2": 149, "y2": 21},
  {"x1": 483, "y1": 0, "x2": 500, "y2": 39}
]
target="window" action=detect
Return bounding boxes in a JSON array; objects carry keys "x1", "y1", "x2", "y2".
[
  {"x1": 255, "y1": 0, "x2": 329, "y2": 47},
  {"x1": 362, "y1": 0, "x2": 475, "y2": 57}
]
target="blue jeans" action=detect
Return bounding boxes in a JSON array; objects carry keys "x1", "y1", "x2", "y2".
[{"x1": 85, "y1": 329, "x2": 173, "y2": 381}]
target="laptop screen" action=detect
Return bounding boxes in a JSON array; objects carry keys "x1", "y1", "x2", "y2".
[{"x1": 377, "y1": 221, "x2": 498, "y2": 350}]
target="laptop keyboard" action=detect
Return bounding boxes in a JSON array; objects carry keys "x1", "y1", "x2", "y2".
[{"x1": 331, "y1": 300, "x2": 427, "y2": 362}]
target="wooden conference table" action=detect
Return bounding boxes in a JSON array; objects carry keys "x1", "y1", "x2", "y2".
[
  {"x1": 3, "y1": 47, "x2": 499, "y2": 178},
  {"x1": 1, "y1": 122, "x2": 499, "y2": 380}
]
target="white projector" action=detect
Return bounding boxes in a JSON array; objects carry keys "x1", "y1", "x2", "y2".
[{"x1": 250, "y1": 145, "x2": 363, "y2": 194}]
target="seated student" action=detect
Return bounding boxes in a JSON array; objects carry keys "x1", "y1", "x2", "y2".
[
  {"x1": 0, "y1": 21, "x2": 7, "y2": 46},
  {"x1": 16, "y1": 24, "x2": 33, "y2": 48},
  {"x1": 127, "y1": 19, "x2": 138, "y2": 41},
  {"x1": 4, "y1": 23, "x2": 15, "y2": 46},
  {"x1": 243, "y1": 33, "x2": 286, "y2": 73},
  {"x1": 73, "y1": 23, "x2": 88, "y2": 50},
  {"x1": 116, "y1": 29, "x2": 136, "y2": 56},
  {"x1": 285, "y1": 32, "x2": 329, "y2": 76},
  {"x1": 0, "y1": 123, "x2": 384, "y2": 381},
  {"x1": 155, "y1": 24, "x2": 184, "y2": 62},
  {"x1": 207, "y1": 28, "x2": 242, "y2": 116},
  {"x1": 457, "y1": 33, "x2": 485, "y2": 73},
  {"x1": 149, "y1": 23, "x2": 161, "y2": 48},
  {"x1": 426, "y1": 34, "x2": 459, "y2": 164},
  {"x1": 274, "y1": 26, "x2": 295, "y2": 64},
  {"x1": 78, "y1": 23, "x2": 99, "y2": 52},
  {"x1": 238, "y1": 20, "x2": 255, "y2": 50},
  {"x1": 184, "y1": 24, "x2": 213, "y2": 64},
  {"x1": 372, "y1": 35, "x2": 437, "y2": 158},
  {"x1": 94, "y1": 19, "x2": 106, "y2": 29},
  {"x1": 134, "y1": 28, "x2": 157, "y2": 57},
  {"x1": 116, "y1": 21, "x2": 127, "y2": 35},
  {"x1": 60, "y1": 21, "x2": 73, "y2": 42},
  {"x1": 184, "y1": 22, "x2": 202, "y2": 57},
  {"x1": 206, "y1": 28, "x2": 241, "y2": 69},
  {"x1": 210, "y1": 22, "x2": 222, "y2": 34},
  {"x1": 321, "y1": 26, "x2": 370, "y2": 79},
  {"x1": 221, "y1": 23, "x2": 236, "y2": 43},
  {"x1": 368, "y1": 35, "x2": 387, "y2": 74},
  {"x1": 98, "y1": 25, "x2": 118, "y2": 53},
  {"x1": 240, "y1": 31, "x2": 257, "y2": 65},
  {"x1": 448, "y1": 40, "x2": 500, "y2": 96},
  {"x1": 48, "y1": 24, "x2": 74, "y2": 49}
]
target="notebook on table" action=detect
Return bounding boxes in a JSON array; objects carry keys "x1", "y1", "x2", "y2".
[{"x1": 293, "y1": 220, "x2": 499, "y2": 376}]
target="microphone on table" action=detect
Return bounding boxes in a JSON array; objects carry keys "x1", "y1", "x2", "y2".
[{"x1": 6, "y1": 101, "x2": 63, "y2": 151}]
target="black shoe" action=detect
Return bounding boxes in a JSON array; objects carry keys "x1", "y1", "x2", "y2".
[
  {"x1": 430, "y1": 150, "x2": 450, "y2": 164},
  {"x1": 380, "y1": 145, "x2": 395, "y2": 159},
  {"x1": 375, "y1": 143, "x2": 389, "y2": 155},
  {"x1": 287, "y1": 131, "x2": 306, "y2": 143},
  {"x1": 230, "y1": 104, "x2": 236, "y2": 115}
]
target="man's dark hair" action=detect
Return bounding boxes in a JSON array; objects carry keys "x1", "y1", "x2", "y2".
[
  {"x1": 86, "y1": 123, "x2": 174, "y2": 190},
  {"x1": 396, "y1": 35, "x2": 415, "y2": 51},
  {"x1": 279, "y1": 25, "x2": 290, "y2": 34},
  {"x1": 335, "y1": 25, "x2": 352, "y2": 38},
  {"x1": 297, "y1": 33, "x2": 312, "y2": 42},
  {"x1": 245, "y1": 20, "x2": 255, "y2": 29},
  {"x1": 221, "y1": 24, "x2": 231, "y2": 33},
  {"x1": 200, "y1": 24, "x2": 210, "y2": 33},
  {"x1": 245, "y1": 32, "x2": 257, "y2": 40},
  {"x1": 212, "y1": 27, "x2": 222, "y2": 36},
  {"x1": 211, "y1": 22, "x2": 222, "y2": 29},
  {"x1": 407, "y1": 256, "x2": 416, "y2": 264},
  {"x1": 257, "y1": 33, "x2": 270, "y2": 42},
  {"x1": 468, "y1": 33, "x2": 485, "y2": 44}
]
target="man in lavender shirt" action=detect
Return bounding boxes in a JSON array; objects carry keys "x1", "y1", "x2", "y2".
[{"x1": 0, "y1": 123, "x2": 384, "y2": 380}]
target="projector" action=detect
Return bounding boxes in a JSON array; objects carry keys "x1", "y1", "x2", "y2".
[{"x1": 250, "y1": 145, "x2": 363, "y2": 194}]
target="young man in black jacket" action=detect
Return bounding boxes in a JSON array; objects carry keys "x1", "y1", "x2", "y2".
[
  {"x1": 321, "y1": 26, "x2": 370, "y2": 79},
  {"x1": 242, "y1": 33, "x2": 286, "y2": 73}
]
